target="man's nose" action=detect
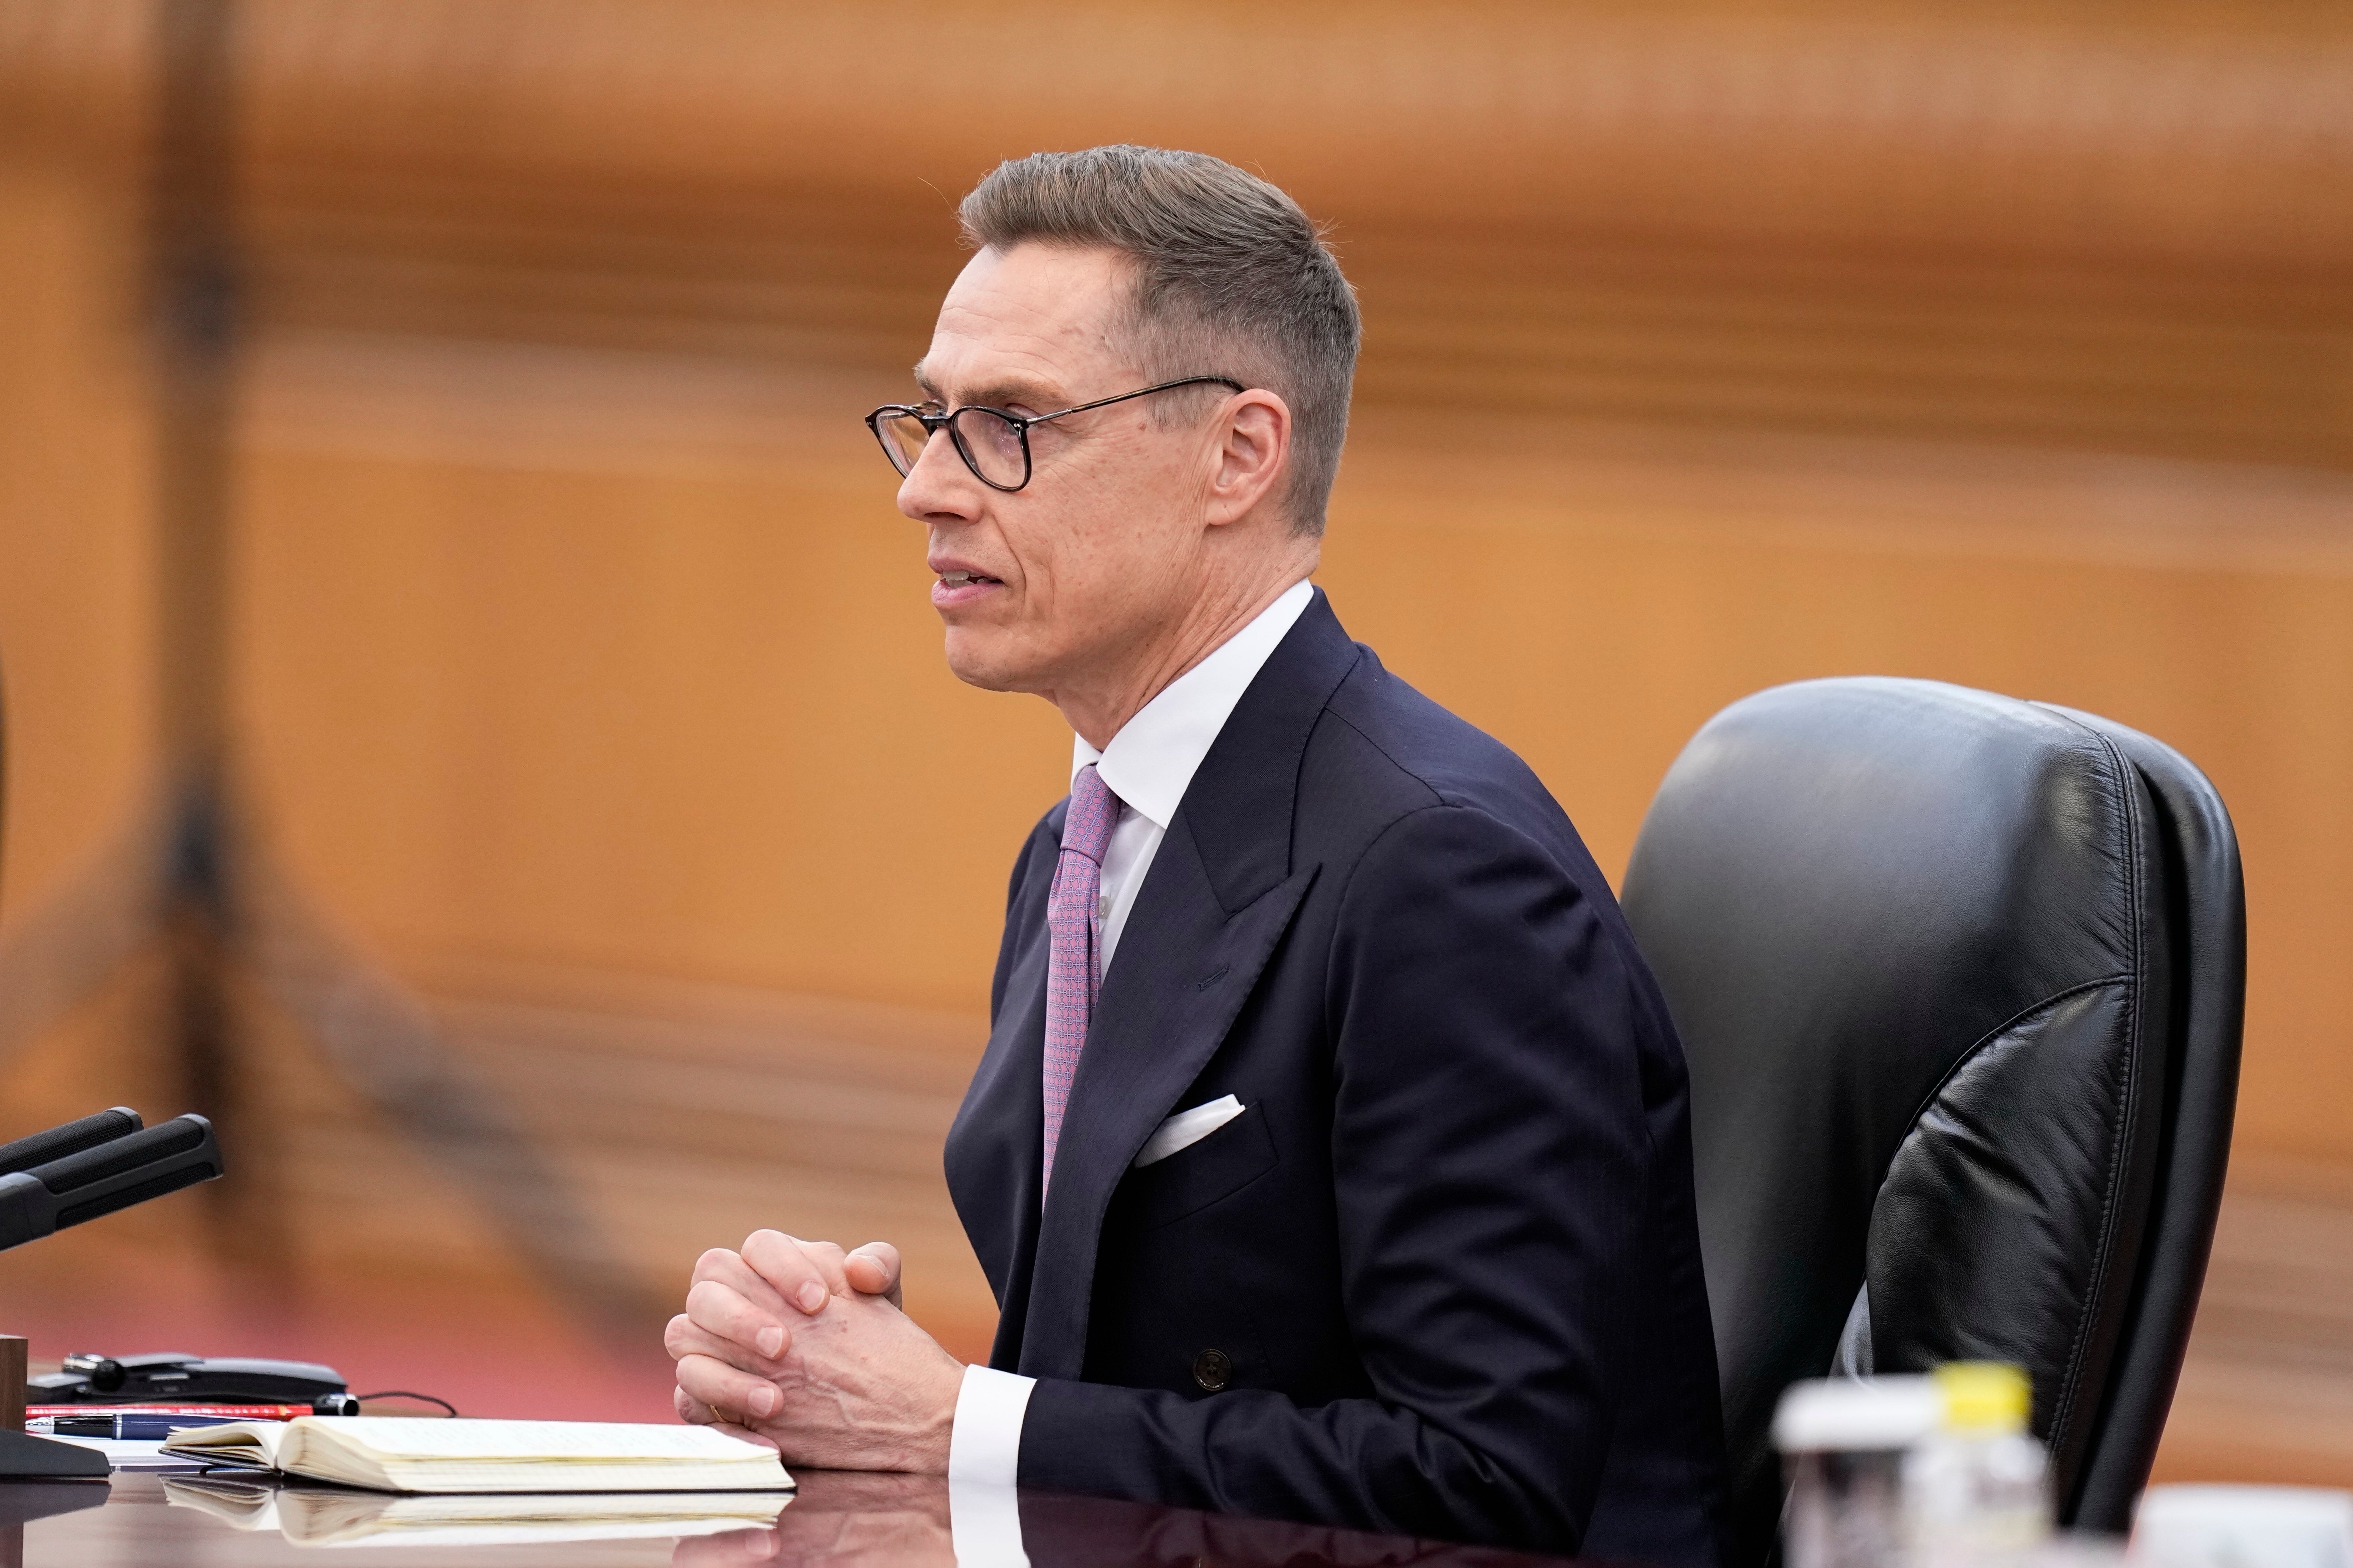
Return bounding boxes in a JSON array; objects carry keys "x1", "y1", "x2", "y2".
[{"x1": 895, "y1": 425, "x2": 976, "y2": 523}]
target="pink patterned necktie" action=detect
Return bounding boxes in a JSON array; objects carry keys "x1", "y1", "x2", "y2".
[{"x1": 1041, "y1": 762, "x2": 1120, "y2": 1195}]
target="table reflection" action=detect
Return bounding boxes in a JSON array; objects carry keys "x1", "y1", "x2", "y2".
[
  {"x1": 18, "y1": 1468, "x2": 1578, "y2": 1565},
  {"x1": 688, "y1": 1470, "x2": 1574, "y2": 1568},
  {"x1": 161, "y1": 1473, "x2": 796, "y2": 1547},
  {"x1": 676, "y1": 1473, "x2": 950, "y2": 1567}
]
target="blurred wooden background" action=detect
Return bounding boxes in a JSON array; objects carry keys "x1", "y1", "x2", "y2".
[{"x1": 0, "y1": 0, "x2": 2347, "y2": 1479}]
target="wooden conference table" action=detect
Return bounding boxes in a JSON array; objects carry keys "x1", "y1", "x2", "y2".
[{"x1": 2, "y1": 1468, "x2": 1581, "y2": 1567}]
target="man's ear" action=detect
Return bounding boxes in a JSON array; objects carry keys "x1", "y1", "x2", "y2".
[{"x1": 1205, "y1": 390, "x2": 1291, "y2": 527}]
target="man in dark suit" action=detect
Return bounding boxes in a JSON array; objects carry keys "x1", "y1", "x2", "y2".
[{"x1": 666, "y1": 145, "x2": 1727, "y2": 1564}]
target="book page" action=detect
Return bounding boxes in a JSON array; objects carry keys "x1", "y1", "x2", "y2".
[
  {"x1": 288, "y1": 1419, "x2": 779, "y2": 1464},
  {"x1": 159, "y1": 1421, "x2": 290, "y2": 1469}
]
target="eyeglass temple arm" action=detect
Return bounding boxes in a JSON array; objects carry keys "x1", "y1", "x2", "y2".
[{"x1": 1026, "y1": 376, "x2": 1247, "y2": 427}]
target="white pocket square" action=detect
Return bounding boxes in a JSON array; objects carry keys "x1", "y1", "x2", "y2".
[{"x1": 1133, "y1": 1095, "x2": 1246, "y2": 1169}]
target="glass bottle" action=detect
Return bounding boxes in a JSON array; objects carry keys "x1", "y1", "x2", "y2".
[
  {"x1": 1777, "y1": 1376, "x2": 1946, "y2": 1568},
  {"x1": 1906, "y1": 1361, "x2": 2052, "y2": 1565}
]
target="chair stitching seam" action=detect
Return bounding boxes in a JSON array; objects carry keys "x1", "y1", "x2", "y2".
[
  {"x1": 2047, "y1": 730, "x2": 2146, "y2": 1455},
  {"x1": 1866, "y1": 972, "x2": 2130, "y2": 1413},
  {"x1": 1883, "y1": 972, "x2": 2132, "y2": 1166}
]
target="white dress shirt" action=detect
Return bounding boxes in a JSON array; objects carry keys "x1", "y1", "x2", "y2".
[{"x1": 946, "y1": 577, "x2": 1317, "y2": 1547}]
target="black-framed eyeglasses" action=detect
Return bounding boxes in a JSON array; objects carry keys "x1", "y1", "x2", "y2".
[{"x1": 864, "y1": 375, "x2": 1245, "y2": 493}]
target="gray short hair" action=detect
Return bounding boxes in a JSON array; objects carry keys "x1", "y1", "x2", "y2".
[{"x1": 958, "y1": 146, "x2": 1360, "y2": 535}]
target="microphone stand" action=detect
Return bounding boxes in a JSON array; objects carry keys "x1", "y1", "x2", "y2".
[
  {"x1": 0, "y1": 1106, "x2": 230, "y2": 1478},
  {"x1": 0, "y1": 1332, "x2": 107, "y2": 1480}
]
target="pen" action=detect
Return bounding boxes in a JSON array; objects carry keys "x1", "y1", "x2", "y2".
[
  {"x1": 29, "y1": 1404, "x2": 312, "y2": 1421},
  {"x1": 45, "y1": 1412, "x2": 260, "y2": 1441}
]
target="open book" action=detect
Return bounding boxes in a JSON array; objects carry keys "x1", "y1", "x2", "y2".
[
  {"x1": 164, "y1": 1474, "x2": 793, "y2": 1546},
  {"x1": 160, "y1": 1418, "x2": 794, "y2": 1494}
]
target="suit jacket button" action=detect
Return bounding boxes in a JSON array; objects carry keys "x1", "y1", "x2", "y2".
[{"x1": 1191, "y1": 1348, "x2": 1232, "y2": 1393}]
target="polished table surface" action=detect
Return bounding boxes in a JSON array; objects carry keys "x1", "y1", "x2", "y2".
[{"x1": 4, "y1": 1469, "x2": 1581, "y2": 1567}]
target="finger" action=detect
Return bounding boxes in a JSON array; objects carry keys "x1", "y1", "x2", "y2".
[
  {"x1": 772, "y1": 1233, "x2": 851, "y2": 1301},
  {"x1": 669, "y1": 1313, "x2": 785, "y2": 1376},
  {"x1": 672, "y1": 1388, "x2": 776, "y2": 1449},
  {"x1": 691, "y1": 1247, "x2": 795, "y2": 1318},
  {"x1": 683, "y1": 1280, "x2": 790, "y2": 1361},
  {"x1": 741, "y1": 1230, "x2": 850, "y2": 1315},
  {"x1": 668, "y1": 1309, "x2": 786, "y2": 1365},
  {"x1": 676, "y1": 1352, "x2": 783, "y2": 1424},
  {"x1": 672, "y1": 1388, "x2": 774, "y2": 1454},
  {"x1": 667, "y1": 1313, "x2": 708, "y2": 1367},
  {"x1": 704, "y1": 1421, "x2": 779, "y2": 1452},
  {"x1": 844, "y1": 1242, "x2": 904, "y2": 1307},
  {"x1": 696, "y1": 1412, "x2": 781, "y2": 1450}
]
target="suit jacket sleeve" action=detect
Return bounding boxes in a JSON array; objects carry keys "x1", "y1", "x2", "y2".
[{"x1": 1015, "y1": 802, "x2": 1656, "y2": 1552}]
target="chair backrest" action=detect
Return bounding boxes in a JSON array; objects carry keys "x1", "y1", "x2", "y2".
[{"x1": 1620, "y1": 678, "x2": 2243, "y2": 1568}]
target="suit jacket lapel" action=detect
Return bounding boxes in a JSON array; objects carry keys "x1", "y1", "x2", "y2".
[
  {"x1": 1017, "y1": 839, "x2": 1317, "y2": 1379},
  {"x1": 1015, "y1": 591, "x2": 1364, "y2": 1380}
]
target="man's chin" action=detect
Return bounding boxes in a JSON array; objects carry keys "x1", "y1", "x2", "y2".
[{"x1": 941, "y1": 629, "x2": 1039, "y2": 695}]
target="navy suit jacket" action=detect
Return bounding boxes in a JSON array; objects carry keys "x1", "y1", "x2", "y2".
[{"x1": 943, "y1": 592, "x2": 1727, "y2": 1563}]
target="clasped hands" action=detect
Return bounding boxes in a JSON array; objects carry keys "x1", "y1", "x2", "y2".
[{"x1": 668, "y1": 1231, "x2": 965, "y2": 1473}]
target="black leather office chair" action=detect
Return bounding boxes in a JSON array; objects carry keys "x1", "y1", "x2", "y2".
[{"x1": 1620, "y1": 677, "x2": 2243, "y2": 1568}]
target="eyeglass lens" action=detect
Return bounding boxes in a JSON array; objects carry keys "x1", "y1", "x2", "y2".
[
  {"x1": 874, "y1": 407, "x2": 1028, "y2": 489},
  {"x1": 950, "y1": 408, "x2": 1027, "y2": 488},
  {"x1": 872, "y1": 411, "x2": 933, "y2": 477}
]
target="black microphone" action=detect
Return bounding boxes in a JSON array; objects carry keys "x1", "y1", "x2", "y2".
[
  {"x1": 0, "y1": 1108, "x2": 142, "y2": 1176},
  {"x1": 0, "y1": 1114, "x2": 223, "y2": 1252}
]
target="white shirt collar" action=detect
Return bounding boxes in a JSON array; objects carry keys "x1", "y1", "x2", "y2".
[{"x1": 1070, "y1": 578, "x2": 1317, "y2": 831}]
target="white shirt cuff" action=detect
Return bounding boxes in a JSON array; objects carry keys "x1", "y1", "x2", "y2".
[{"x1": 948, "y1": 1363, "x2": 1034, "y2": 1568}]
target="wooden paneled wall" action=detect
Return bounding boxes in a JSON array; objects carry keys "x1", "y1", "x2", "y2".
[{"x1": 0, "y1": 0, "x2": 2348, "y2": 1472}]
